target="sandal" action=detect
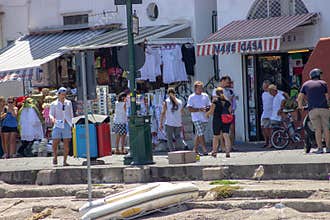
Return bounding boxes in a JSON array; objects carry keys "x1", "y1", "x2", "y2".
[
  {"x1": 63, "y1": 162, "x2": 70, "y2": 166},
  {"x1": 115, "y1": 149, "x2": 121, "y2": 155},
  {"x1": 52, "y1": 158, "x2": 58, "y2": 165},
  {"x1": 210, "y1": 152, "x2": 217, "y2": 158},
  {"x1": 121, "y1": 148, "x2": 128, "y2": 155}
]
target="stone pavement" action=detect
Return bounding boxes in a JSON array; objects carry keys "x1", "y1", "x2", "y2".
[{"x1": 0, "y1": 143, "x2": 329, "y2": 184}]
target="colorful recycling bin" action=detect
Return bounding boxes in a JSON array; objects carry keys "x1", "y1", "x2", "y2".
[{"x1": 75, "y1": 123, "x2": 98, "y2": 158}]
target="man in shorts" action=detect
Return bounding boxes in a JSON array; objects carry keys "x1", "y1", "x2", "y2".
[
  {"x1": 260, "y1": 80, "x2": 273, "y2": 148},
  {"x1": 49, "y1": 87, "x2": 74, "y2": 166},
  {"x1": 298, "y1": 68, "x2": 330, "y2": 154},
  {"x1": 187, "y1": 81, "x2": 211, "y2": 155}
]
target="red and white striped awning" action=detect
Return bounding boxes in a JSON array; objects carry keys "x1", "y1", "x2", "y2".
[{"x1": 197, "y1": 13, "x2": 318, "y2": 56}]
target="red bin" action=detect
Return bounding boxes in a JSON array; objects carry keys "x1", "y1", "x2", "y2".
[{"x1": 96, "y1": 123, "x2": 112, "y2": 157}]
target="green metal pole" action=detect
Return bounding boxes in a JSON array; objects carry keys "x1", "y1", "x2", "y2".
[
  {"x1": 126, "y1": 0, "x2": 136, "y2": 115},
  {"x1": 124, "y1": 0, "x2": 136, "y2": 165}
]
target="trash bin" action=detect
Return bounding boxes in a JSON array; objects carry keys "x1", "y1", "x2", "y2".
[
  {"x1": 75, "y1": 123, "x2": 98, "y2": 158},
  {"x1": 72, "y1": 126, "x2": 77, "y2": 157},
  {"x1": 73, "y1": 114, "x2": 111, "y2": 158},
  {"x1": 96, "y1": 120, "x2": 111, "y2": 157},
  {"x1": 128, "y1": 115, "x2": 154, "y2": 165}
]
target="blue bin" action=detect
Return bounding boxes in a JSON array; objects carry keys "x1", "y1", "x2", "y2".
[{"x1": 76, "y1": 124, "x2": 98, "y2": 158}]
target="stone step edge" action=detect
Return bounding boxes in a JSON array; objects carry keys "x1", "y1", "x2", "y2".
[
  {"x1": 186, "y1": 199, "x2": 330, "y2": 213},
  {"x1": 0, "y1": 187, "x2": 319, "y2": 200},
  {"x1": 198, "y1": 189, "x2": 316, "y2": 199}
]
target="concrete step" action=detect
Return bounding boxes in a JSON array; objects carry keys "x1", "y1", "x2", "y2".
[
  {"x1": 1, "y1": 162, "x2": 330, "y2": 184},
  {"x1": 199, "y1": 188, "x2": 316, "y2": 200},
  {"x1": 186, "y1": 199, "x2": 330, "y2": 212}
]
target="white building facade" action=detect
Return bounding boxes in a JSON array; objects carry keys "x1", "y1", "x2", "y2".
[
  {"x1": 204, "y1": 0, "x2": 330, "y2": 142},
  {"x1": 0, "y1": 0, "x2": 217, "y2": 84}
]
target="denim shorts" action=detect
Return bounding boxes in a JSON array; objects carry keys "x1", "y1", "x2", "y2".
[{"x1": 52, "y1": 122, "x2": 72, "y2": 139}]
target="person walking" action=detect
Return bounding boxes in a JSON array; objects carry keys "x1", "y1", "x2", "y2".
[
  {"x1": 261, "y1": 80, "x2": 273, "y2": 148},
  {"x1": 298, "y1": 68, "x2": 330, "y2": 154},
  {"x1": 49, "y1": 87, "x2": 73, "y2": 166},
  {"x1": 113, "y1": 92, "x2": 128, "y2": 155},
  {"x1": 187, "y1": 81, "x2": 211, "y2": 155},
  {"x1": 206, "y1": 87, "x2": 232, "y2": 158},
  {"x1": 160, "y1": 88, "x2": 185, "y2": 151},
  {"x1": 1, "y1": 97, "x2": 18, "y2": 158}
]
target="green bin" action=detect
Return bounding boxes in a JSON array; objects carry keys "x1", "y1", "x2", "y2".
[{"x1": 125, "y1": 115, "x2": 154, "y2": 165}]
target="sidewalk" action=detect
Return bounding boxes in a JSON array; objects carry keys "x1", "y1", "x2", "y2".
[{"x1": 0, "y1": 143, "x2": 329, "y2": 184}]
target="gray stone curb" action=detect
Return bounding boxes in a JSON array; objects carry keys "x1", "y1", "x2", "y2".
[{"x1": 0, "y1": 163, "x2": 329, "y2": 184}]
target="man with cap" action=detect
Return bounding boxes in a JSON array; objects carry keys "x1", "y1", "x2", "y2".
[
  {"x1": 49, "y1": 87, "x2": 73, "y2": 166},
  {"x1": 298, "y1": 68, "x2": 330, "y2": 154}
]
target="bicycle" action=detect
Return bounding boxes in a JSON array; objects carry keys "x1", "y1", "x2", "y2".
[{"x1": 270, "y1": 109, "x2": 304, "y2": 149}]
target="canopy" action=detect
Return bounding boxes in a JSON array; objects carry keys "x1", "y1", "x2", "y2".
[
  {"x1": 0, "y1": 29, "x2": 106, "y2": 78},
  {"x1": 197, "y1": 13, "x2": 318, "y2": 56}
]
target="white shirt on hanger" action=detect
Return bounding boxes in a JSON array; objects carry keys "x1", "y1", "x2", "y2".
[{"x1": 139, "y1": 46, "x2": 161, "y2": 82}]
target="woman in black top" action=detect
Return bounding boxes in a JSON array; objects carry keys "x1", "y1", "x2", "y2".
[{"x1": 206, "y1": 87, "x2": 232, "y2": 158}]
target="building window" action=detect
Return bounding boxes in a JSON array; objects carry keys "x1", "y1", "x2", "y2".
[
  {"x1": 147, "y1": 3, "x2": 159, "y2": 21},
  {"x1": 247, "y1": 0, "x2": 309, "y2": 19},
  {"x1": 63, "y1": 14, "x2": 89, "y2": 26}
]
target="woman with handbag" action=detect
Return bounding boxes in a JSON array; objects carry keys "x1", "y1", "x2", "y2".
[{"x1": 206, "y1": 87, "x2": 233, "y2": 158}]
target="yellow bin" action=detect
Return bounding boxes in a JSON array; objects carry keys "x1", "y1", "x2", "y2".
[{"x1": 72, "y1": 126, "x2": 77, "y2": 157}]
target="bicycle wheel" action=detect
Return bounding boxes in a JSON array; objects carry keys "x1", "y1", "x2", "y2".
[{"x1": 271, "y1": 129, "x2": 290, "y2": 149}]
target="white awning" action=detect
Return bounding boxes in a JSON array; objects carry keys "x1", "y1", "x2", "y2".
[
  {"x1": 0, "y1": 29, "x2": 106, "y2": 77},
  {"x1": 67, "y1": 23, "x2": 191, "y2": 50}
]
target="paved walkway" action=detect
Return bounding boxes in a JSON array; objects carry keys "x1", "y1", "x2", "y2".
[{"x1": 0, "y1": 143, "x2": 329, "y2": 172}]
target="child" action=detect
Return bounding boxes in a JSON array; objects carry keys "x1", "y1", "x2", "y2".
[{"x1": 113, "y1": 92, "x2": 128, "y2": 154}]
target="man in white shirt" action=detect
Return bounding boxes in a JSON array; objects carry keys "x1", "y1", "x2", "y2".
[
  {"x1": 268, "y1": 84, "x2": 287, "y2": 128},
  {"x1": 261, "y1": 80, "x2": 273, "y2": 148},
  {"x1": 49, "y1": 87, "x2": 73, "y2": 166},
  {"x1": 187, "y1": 81, "x2": 211, "y2": 155}
]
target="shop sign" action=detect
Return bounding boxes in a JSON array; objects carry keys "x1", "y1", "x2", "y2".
[
  {"x1": 197, "y1": 38, "x2": 281, "y2": 56},
  {"x1": 214, "y1": 40, "x2": 264, "y2": 55}
]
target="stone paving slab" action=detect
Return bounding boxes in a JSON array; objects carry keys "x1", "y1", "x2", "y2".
[
  {"x1": 0, "y1": 149, "x2": 330, "y2": 172},
  {"x1": 0, "y1": 148, "x2": 330, "y2": 184}
]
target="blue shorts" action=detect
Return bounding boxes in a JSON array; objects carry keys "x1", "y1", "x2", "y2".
[{"x1": 52, "y1": 122, "x2": 72, "y2": 139}]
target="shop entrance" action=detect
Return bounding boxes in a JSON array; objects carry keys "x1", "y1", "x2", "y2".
[
  {"x1": 246, "y1": 52, "x2": 310, "y2": 141},
  {"x1": 246, "y1": 54, "x2": 289, "y2": 141}
]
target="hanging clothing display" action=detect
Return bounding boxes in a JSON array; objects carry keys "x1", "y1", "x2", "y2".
[
  {"x1": 161, "y1": 45, "x2": 187, "y2": 84},
  {"x1": 181, "y1": 44, "x2": 196, "y2": 76},
  {"x1": 18, "y1": 99, "x2": 44, "y2": 141},
  {"x1": 139, "y1": 46, "x2": 162, "y2": 82}
]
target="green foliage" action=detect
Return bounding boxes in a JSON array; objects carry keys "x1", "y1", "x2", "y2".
[
  {"x1": 210, "y1": 185, "x2": 240, "y2": 199},
  {"x1": 209, "y1": 180, "x2": 238, "y2": 185}
]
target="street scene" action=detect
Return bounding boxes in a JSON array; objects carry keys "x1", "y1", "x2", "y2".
[{"x1": 0, "y1": 0, "x2": 330, "y2": 219}]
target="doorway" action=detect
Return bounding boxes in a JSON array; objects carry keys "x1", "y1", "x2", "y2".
[{"x1": 246, "y1": 54, "x2": 289, "y2": 141}]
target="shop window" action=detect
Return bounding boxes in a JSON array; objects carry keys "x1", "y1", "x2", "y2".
[
  {"x1": 247, "y1": 0, "x2": 309, "y2": 19},
  {"x1": 63, "y1": 14, "x2": 88, "y2": 26}
]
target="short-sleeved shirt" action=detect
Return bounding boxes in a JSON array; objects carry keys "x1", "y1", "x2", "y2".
[
  {"x1": 261, "y1": 91, "x2": 273, "y2": 119},
  {"x1": 300, "y1": 80, "x2": 328, "y2": 110},
  {"x1": 164, "y1": 97, "x2": 183, "y2": 127},
  {"x1": 270, "y1": 91, "x2": 285, "y2": 121},
  {"x1": 187, "y1": 92, "x2": 211, "y2": 122},
  {"x1": 49, "y1": 99, "x2": 73, "y2": 127}
]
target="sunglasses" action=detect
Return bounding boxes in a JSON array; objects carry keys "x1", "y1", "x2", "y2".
[{"x1": 7, "y1": 101, "x2": 13, "y2": 104}]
